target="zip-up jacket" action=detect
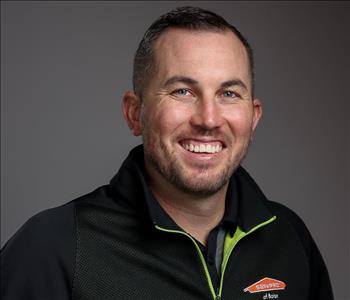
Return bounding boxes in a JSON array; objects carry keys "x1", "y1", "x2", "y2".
[{"x1": 1, "y1": 145, "x2": 333, "y2": 300}]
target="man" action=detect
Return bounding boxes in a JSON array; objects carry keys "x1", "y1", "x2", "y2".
[{"x1": 1, "y1": 6, "x2": 333, "y2": 300}]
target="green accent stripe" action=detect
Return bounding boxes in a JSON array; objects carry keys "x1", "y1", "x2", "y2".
[
  {"x1": 154, "y1": 225, "x2": 217, "y2": 299},
  {"x1": 218, "y1": 216, "x2": 277, "y2": 297},
  {"x1": 155, "y1": 215, "x2": 277, "y2": 300}
]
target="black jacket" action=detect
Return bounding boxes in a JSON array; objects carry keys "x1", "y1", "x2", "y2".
[{"x1": 1, "y1": 145, "x2": 333, "y2": 300}]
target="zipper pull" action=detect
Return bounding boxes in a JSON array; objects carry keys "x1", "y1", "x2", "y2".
[{"x1": 215, "y1": 288, "x2": 221, "y2": 300}]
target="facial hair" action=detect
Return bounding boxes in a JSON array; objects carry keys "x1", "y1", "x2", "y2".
[{"x1": 143, "y1": 133, "x2": 252, "y2": 197}]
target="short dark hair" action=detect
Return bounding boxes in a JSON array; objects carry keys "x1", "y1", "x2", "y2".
[{"x1": 133, "y1": 6, "x2": 255, "y2": 97}]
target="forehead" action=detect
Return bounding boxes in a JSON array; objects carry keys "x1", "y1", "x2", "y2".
[{"x1": 152, "y1": 28, "x2": 250, "y2": 87}]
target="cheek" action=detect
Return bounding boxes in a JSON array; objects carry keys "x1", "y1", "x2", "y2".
[
  {"x1": 143, "y1": 103, "x2": 190, "y2": 139},
  {"x1": 224, "y1": 107, "x2": 254, "y2": 136}
]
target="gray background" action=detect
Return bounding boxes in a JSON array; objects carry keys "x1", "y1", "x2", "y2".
[{"x1": 1, "y1": 1, "x2": 349, "y2": 299}]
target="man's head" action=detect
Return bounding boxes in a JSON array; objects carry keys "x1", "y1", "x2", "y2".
[
  {"x1": 123, "y1": 7, "x2": 262, "y2": 197},
  {"x1": 133, "y1": 6, "x2": 255, "y2": 98}
]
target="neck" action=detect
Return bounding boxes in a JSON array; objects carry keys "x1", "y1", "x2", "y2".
[{"x1": 146, "y1": 166, "x2": 228, "y2": 246}]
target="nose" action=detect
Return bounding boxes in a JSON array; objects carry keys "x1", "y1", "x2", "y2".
[{"x1": 190, "y1": 97, "x2": 224, "y2": 130}]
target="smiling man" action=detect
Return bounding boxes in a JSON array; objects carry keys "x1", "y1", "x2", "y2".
[
  {"x1": 123, "y1": 26, "x2": 261, "y2": 247},
  {"x1": 1, "y1": 6, "x2": 333, "y2": 300}
]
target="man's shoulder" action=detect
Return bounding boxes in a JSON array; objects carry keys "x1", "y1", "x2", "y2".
[
  {"x1": 3, "y1": 185, "x2": 111, "y2": 249},
  {"x1": 20, "y1": 200, "x2": 75, "y2": 234},
  {"x1": 1, "y1": 200, "x2": 76, "y2": 299},
  {"x1": 265, "y1": 200, "x2": 308, "y2": 230},
  {"x1": 1, "y1": 185, "x2": 112, "y2": 300},
  {"x1": 1, "y1": 198, "x2": 77, "y2": 272},
  {"x1": 266, "y1": 200, "x2": 306, "y2": 224},
  {"x1": 264, "y1": 199, "x2": 317, "y2": 259}
]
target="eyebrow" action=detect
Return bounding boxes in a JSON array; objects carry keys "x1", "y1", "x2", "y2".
[
  {"x1": 163, "y1": 76, "x2": 199, "y2": 87},
  {"x1": 220, "y1": 79, "x2": 248, "y2": 91},
  {"x1": 163, "y1": 76, "x2": 248, "y2": 92}
]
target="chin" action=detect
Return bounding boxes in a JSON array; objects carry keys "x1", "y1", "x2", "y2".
[{"x1": 171, "y1": 169, "x2": 231, "y2": 196}]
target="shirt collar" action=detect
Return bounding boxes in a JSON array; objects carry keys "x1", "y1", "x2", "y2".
[
  {"x1": 144, "y1": 179, "x2": 239, "y2": 234},
  {"x1": 220, "y1": 178, "x2": 238, "y2": 236}
]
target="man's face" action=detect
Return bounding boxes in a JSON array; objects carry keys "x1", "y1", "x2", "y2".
[{"x1": 132, "y1": 28, "x2": 261, "y2": 196}]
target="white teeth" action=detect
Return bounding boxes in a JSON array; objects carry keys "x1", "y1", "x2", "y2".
[{"x1": 182, "y1": 143, "x2": 223, "y2": 153}]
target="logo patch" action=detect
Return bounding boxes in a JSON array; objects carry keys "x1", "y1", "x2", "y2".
[{"x1": 243, "y1": 277, "x2": 286, "y2": 293}]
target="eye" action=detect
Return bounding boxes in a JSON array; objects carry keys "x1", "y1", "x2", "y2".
[
  {"x1": 172, "y1": 88, "x2": 192, "y2": 96},
  {"x1": 220, "y1": 90, "x2": 242, "y2": 103},
  {"x1": 222, "y1": 90, "x2": 238, "y2": 98}
]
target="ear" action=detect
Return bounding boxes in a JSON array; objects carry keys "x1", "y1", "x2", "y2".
[
  {"x1": 122, "y1": 91, "x2": 143, "y2": 136},
  {"x1": 252, "y1": 98, "x2": 262, "y2": 131}
]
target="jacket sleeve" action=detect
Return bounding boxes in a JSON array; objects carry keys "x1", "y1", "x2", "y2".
[
  {"x1": 268, "y1": 200, "x2": 334, "y2": 300},
  {"x1": 307, "y1": 234, "x2": 334, "y2": 300},
  {"x1": 1, "y1": 203, "x2": 76, "y2": 300},
  {"x1": 293, "y1": 214, "x2": 334, "y2": 300}
]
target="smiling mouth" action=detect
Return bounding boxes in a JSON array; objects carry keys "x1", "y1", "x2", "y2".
[{"x1": 180, "y1": 141, "x2": 223, "y2": 154}]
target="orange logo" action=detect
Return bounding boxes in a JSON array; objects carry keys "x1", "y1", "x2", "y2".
[{"x1": 243, "y1": 277, "x2": 286, "y2": 293}]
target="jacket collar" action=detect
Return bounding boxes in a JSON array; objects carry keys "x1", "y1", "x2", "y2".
[{"x1": 108, "y1": 144, "x2": 273, "y2": 233}]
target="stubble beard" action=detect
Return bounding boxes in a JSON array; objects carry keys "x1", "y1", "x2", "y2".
[{"x1": 143, "y1": 137, "x2": 252, "y2": 197}]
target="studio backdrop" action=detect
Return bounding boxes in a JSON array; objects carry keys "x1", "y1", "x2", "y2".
[{"x1": 1, "y1": 1, "x2": 349, "y2": 299}]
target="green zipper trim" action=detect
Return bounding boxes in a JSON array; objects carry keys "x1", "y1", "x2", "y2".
[
  {"x1": 218, "y1": 215, "x2": 277, "y2": 297},
  {"x1": 155, "y1": 215, "x2": 276, "y2": 300},
  {"x1": 154, "y1": 225, "x2": 217, "y2": 299}
]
